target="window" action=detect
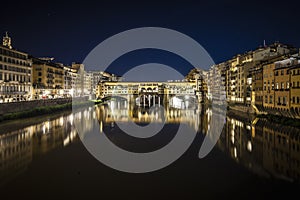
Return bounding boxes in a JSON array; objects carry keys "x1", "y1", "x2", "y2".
[
  {"x1": 0, "y1": 73, "x2": 2, "y2": 80},
  {"x1": 287, "y1": 82, "x2": 289, "y2": 89},
  {"x1": 281, "y1": 69, "x2": 284, "y2": 75},
  {"x1": 270, "y1": 95, "x2": 273, "y2": 104},
  {"x1": 38, "y1": 72, "x2": 42, "y2": 76},
  {"x1": 283, "y1": 96, "x2": 286, "y2": 105},
  {"x1": 276, "y1": 82, "x2": 279, "y2": 89},
  {"x1": 297, "y1": 97, "x2": 300, "y2": 104},
  {"x1": 293, "y1": 97, "x2": 295, "y2": 104},
  {"x1": 278, "y1": 97, "x2": 281, "y2": 104},
  {"x1": 281, "y1": 82, "x2": 284, "y2": 89},
  {"x1": 265, "y1": 95, "x2": 268, "y2": 103}
]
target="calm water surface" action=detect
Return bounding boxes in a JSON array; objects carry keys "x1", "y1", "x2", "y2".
[{"x1": 0, "y1": 101, "x2": 299, "y2": 199}]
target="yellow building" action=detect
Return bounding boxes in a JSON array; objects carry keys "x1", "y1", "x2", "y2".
[
  {"x1": 274, "y1": 60, "x2": 293, "y2": 111},
  {"x1": 32, "y1": 58, "x2": 64, "y2": 99},
  {"x1": 0, "y1": 33, "x2": 32, "y2": 102},
  {"x1": 290, "y1": 64, "x2": 300, "y2": 115},
  {"x1": 263, "y1": 63, "x2": 275, "y2": 109}
]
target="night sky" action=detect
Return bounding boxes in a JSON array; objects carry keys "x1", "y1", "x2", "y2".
[{"x1": 1, "y1": 0, "x2": 300, "y2": 75}]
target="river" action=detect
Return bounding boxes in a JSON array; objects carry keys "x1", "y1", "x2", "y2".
[{"x1": 0, "y1": 99, "x2": 299, "y2": 199}]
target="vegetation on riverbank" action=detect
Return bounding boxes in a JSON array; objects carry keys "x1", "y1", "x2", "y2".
[
  {"x1": 256, "y1": 114, "x2": 300, "y2": 128},
  {"x1": 0, "y1": 101, "x2": 92, "y2": 122}
]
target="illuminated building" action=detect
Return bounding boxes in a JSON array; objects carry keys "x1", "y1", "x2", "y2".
[
  {"x1": 0, "y1": 32, "x2": 33, "y2": 102},
  {"x1": 32, "y1": 57, "x2": 64, "y2": 99},
  {"x1": 273, "y1": 58, "x2": 297, "y2": 111},
  {"x1": 63, "y1": 65, "x2": 77, "y2": 97},
  {"x1": 98, "y1": 81, "x2": 197, "y2": 101},
  {"x1": 87, "y1": 71, "x2": 103, "y2": 98},
  {"x1": 262, "y1": 62, "x2": 275, "y2": 109},
  {"x1": 207, "y1": 63, "x2": 226, "y2": 104},
  {"x1": 185, "y1": 68, "x2": 208, "y2": 102},
  {"x1": 290, "y1": 63, "x2": 300, "y2": 116}
]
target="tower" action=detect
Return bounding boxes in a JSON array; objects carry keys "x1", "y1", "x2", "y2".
[{"x1": 3, "y1": 31, "x2": 12, "y2": 49}]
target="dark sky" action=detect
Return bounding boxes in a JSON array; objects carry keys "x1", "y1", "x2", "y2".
[{"x1": 1, "y1": 0, "x2": 300, "y2": 75}]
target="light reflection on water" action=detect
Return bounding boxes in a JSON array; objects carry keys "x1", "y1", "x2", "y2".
[{"x1": 0, "y1": 100, "x2": 300, "y2": 186}]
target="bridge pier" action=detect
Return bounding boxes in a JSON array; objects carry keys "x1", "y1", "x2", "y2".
[{"x1": 158, "y1": 96, "x2": 160, "y2": 106}]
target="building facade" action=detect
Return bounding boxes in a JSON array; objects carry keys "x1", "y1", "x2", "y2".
[
  {"x1": 262, "y1": 63, "x2": 275, "y2": 109},
  {"x1": 273, "y1": 58, "x2": 296, "y2": 111},
  {"x1": 290, "y1": 64, "x2": 300, "y2": 114},
  {"x1": 98, "y1": 81, "x2": 197, "y2": 97},
  {"x1": 0, "y1": 33, "x2": 32, "y2": 102},
  {"x1": 32, "y1": 58, "x2": 64, "y2": 99}
]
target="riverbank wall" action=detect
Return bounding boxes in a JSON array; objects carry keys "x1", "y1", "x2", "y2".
[
  {"x1": 0, "y1": 98, "x2": 72, "y2": 115},
  {"x1": 228, "y1": 103, "x2": 300, "y2": 120}
]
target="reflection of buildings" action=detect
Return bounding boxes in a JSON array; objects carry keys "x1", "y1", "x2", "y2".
[
  {"x1": 218, "y1": 114, "x2": 300, "y2": 182},
  {"x1": 261, "y1": 121, "x2": 300, "y2": 181},
  {"x1": 95, "y1": 101, "x2": 206, "y2": 132},
  {"x1": 30, "y1": 115, "x2": 74, "y2": 155},
  {"x1": 0, "y1": 113, "x2": 77, "y2": 185},
  {"x1": 0, "y1": 128, "x2": 32, "y2": 185}
]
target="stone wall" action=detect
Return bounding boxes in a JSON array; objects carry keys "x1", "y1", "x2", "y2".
[{"x1": 0, "y1": 98, "x2": 72, "y2": 115}]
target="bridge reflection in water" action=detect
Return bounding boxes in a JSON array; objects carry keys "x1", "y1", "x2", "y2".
[{"x1": 0, "y1": 98, "x2": 300, "y2": 186}]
